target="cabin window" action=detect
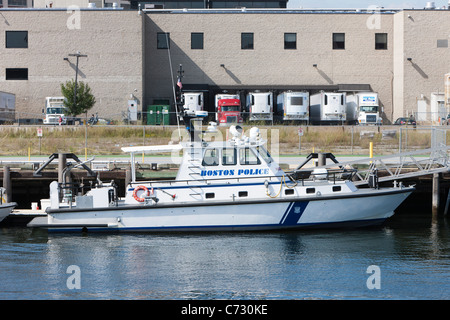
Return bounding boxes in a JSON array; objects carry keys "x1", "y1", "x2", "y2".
[
  {"x1": 238, "y1": 191, "x2": 248, "y2": 197},
  {"x1": 157, "y1": 32, "x2": 170, "y2": 49},
  {"x1": 239, "y1": 148, "x2": 261, "y2": 165},
  {"x1": 306, "y1": 188, "x2": 315, "y2": 194},
  {"x1": 332, "y1": 186, "x2": 342, "y2": 192},
  {"x1": 222, "y1": 148, "x2": 237, "y2": 165},
  {"x1": 257, "y1": 146, "x2": 273, "y2": 164},
  {"x1": 191, "y1": 33, "x2": 204, "y2": 49},
  {"x1": 202, "y1": 148, "x2": 219, "y2": 166},
  {"x1": 332, "y1": 33, "x2": 345, "y2": 50},
  {"x1": 205, "y1": 193, "x2": 215, "y2": 199},
  {"x1": 285, "y1": 189, "x2": 294, "y2": 195},
  {"x1": 6, "y1": 31, "x2": 28, "y2": 48}
]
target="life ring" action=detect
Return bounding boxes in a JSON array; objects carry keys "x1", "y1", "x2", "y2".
[{"x1": 133, "y1": 185, "x2": 151, "y2": 202}]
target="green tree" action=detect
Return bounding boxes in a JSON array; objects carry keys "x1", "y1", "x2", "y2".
[{"x1": 60, "y1": 79, "x2": 96, "y2": 116}]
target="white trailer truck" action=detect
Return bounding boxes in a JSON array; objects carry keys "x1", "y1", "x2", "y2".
[
  {"x1": 0, "y1": 91, "x2": 15, "y2": 123},
  {"x1": 310, "y1": 91, "x2": 346, "y2": 124},
  {"x1": 43, "y1": 97, "x2": 67, "y2": 125},
  {"x1": 246, "y1": 92, "x2": 273, "y2": 121},
  {"x1": 346, "y1": 92, "x2": 382, "y2": 125},
  {"x1": 43, "y1": 97, "x2": 82, "y2": 125},
  {"x1": 276, "y1": 91, "x2": 309, "y2": 122}
]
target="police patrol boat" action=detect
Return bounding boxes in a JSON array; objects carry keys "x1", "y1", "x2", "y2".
[{"x1": 28, "y1": 115, "x2": 413, "y2": 233}]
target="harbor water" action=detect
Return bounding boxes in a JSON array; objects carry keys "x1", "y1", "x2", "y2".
[{"x1": 0, "y1": 212, "x2": 449, "y2": 301}]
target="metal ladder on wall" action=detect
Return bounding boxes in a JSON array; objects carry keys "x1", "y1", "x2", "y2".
[{"x1": 186, "y1": 145, "x2": 204, "y2": 197}]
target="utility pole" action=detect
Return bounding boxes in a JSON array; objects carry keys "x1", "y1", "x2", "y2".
[
  {"x1": 68, "y1": 51, "x2": 87, "y2": 113},
  {"x1": 68, "y1": 51, "x2": 87, "y2": 158}
]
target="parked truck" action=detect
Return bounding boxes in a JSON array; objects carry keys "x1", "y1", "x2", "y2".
[
  {"x1": 310, "y1": 91, "x2": 346, "y2": 125},
  {"x1": 43, "y1": 97, "x2": 82, "y2": 125},
  {"x1": 215, "y1": 94, "x2": 243, "y2": 126},
  {"x1": 246, "y1": 92, "x2": 273, "y2": 121},
  {"x1": 276, "y1": 91, "x2": 309, "y2": 122},
  {"x1": 346, "y1": 92, "x2": 382, "y2": 125},
  {"x1": 0, "y1": 91, "x2": 15, "y2": 124},
  {"x1": 182, "y1": 92, "x2": 204, "y2": 116}
]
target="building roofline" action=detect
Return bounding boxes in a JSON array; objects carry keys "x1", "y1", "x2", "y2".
[
  {"x1": 0, "y1": 8, "x2": 124, "y2": 11},
  {"x1": 142, "y1": 8, "x2": 404, "y2": 14}
]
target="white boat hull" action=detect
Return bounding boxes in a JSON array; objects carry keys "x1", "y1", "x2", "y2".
[
  {"x1": 28, "y1": 187, "x2": 412, "y2": 232},
  {"x1": 0, "y1": 203, "x2": 17, "y2": 223}
]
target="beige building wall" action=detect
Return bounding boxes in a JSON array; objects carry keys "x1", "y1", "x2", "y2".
[
  {"x1": 1, "y1": 9, "x2": 450, "y2": 123},
  {"x1": 392, "y1": 11, "x2": 404, "y2": 121},
  {"x1": 0, "y1": 9, "x2": 143, "y2": 119},
  {"x1": 145, "y1": 11, "x2": 394, "y2": 121},
  {"x1": 399, "y1": 10, "x2": 450, "y2": 122}
]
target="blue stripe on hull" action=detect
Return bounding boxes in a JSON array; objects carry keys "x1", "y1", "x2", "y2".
[
  {"x1": 48, "y1": 218, "x2": 389, "y2": 233},
  {"x1": 279, "y1": 201, "x2": 309, "y2": 225}
]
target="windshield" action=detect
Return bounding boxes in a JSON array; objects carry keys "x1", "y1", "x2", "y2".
[
  {"x1": 221, "y1": 106, "x2": 240, "y2": 112},
  {"x1": 360, "y1": 106, "x2": 378, "y2": 113},
  {"x1": 257, "y1": 146, "x2": 273, "y2": 164},
  {"x1": 47, "y1": 107, "x2": 65, "y2": 114}
]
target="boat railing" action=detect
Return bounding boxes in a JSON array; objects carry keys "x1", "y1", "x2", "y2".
[{"x1": 128, "y1": 167, "x2": 357, "y2": 188}]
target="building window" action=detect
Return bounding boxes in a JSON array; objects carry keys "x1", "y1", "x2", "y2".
[
  {"x1": 375, "y1": 33, "x2": 388, "y2": 50},
  {"x1": 8, "y1": 0, "x2": 27, "y2": 5},
  {"x1": 5, "y1": 68, "x2": 28, "y2": 80},
  {"x1": 332, "y1": 33, "x2": 345, "y2": 50},
  {"x1": 284, "y1": 33, "x2": 296, "y2": 49},
  {"x1": 157, "y1": 32, "x2": 170, "y2": 49},
  {"x1": 6, "y1": 31, "x2": 28, "y2": 48},
  {"x1": 437, "y1": 39, "x2": 448, "y2": 48},
  {"x1": 241, "y1": 33, "x2": 254, "y2": 50},
  {"x1": 191, "y1": 33, "x2": 204, "y2": 49}
]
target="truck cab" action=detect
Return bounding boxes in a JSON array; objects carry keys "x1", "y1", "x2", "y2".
[
  {"x1": 43, "y1": 97, "x2": 67, "y2": 125},
  {"x1": 215, "y1": 94, "x2": 242, "y2": 126},
  {"x1": 357, "y1": 93, "x2": 382, "y2": 125}
]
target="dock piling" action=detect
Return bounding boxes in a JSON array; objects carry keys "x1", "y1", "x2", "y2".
[
  {"x1": 3, "y1": 166, "x2": 12, "y2": 203},
  {"x1": 432, "y1": 173, "x2": 440, "y2": 215}
]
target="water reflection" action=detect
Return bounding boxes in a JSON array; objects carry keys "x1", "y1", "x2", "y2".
[{"x1": 1, "y1": 213, "x2": 449, "y2": 299}]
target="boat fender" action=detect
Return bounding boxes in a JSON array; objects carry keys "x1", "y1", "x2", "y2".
[{"x1": 133, "y1": 185, "x2": 151, "y2": 202}]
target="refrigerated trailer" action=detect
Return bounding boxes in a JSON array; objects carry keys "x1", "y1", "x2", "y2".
[
  {"x1": 246, "y1": 92, "x2": 273, "y2": 121},
  {"x1": 182, "y1": 92, "x2": 204, "y2": 116},
  {"x1": 310, "y1": 91, "x2": 346, "y2": 124},
  {"x1": 276, "y1": 91, "x2": 309, "y2": 122}
]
